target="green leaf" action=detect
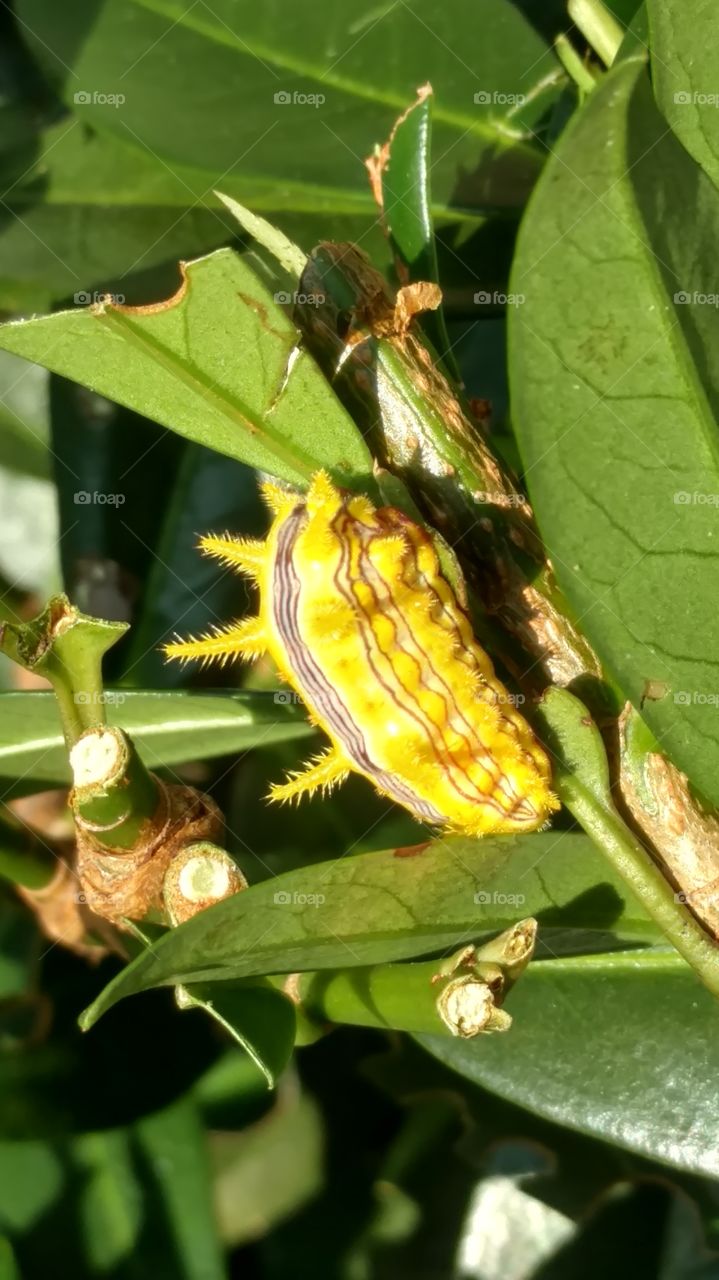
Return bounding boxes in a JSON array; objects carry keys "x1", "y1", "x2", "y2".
[
  {"x1": 421, "y1": 945, "x2": 719, "y2": 1177},
  {"x1": 0, "y1": 689, "x2": 313, "y2": 791},
  {"x1": 131, "y1": 1097, "x2": 227, "y2": 1280},
  {"x1": 0, "y1": 1237, "x2": 20, "y2": 1280},
  {"x1": 210, "y1": 1084, "x2": 323, "y2": 1247},
  {"x1": 0, "y1": 120, "x2": 244, "y2": 310},
  {"x1": 0, "y1": 354, "x2": 49, "y2": 481},
  {"x1": 0, "y1": 1102, "x2": 226, "y2": 1277},
  {"x1": 17, "y1": 0, "x2": 563, "y2": 222},
  {"x1": 0, "y1": 897, "x2": 40, "y2": 1000},
  {"x1": 70, "y1": 1131, "x2": 142, "y2": 1273},
  {"x1": 381, "y1": 89, "x2": 438, "y2": 283},
  {"x1": 0, "y1": 117, "x2": 392, "y2": 311},
  {"x1": 0, "y1": 1140, "x2": 64, "y2": 1233},
  {"x1": 79, "y1": 830, "x2": 656, "y2": 1030},
  {"x1": 65, "y1": 1097, "x2": 227, "y2": 1279},
  {"x1": 0, "y1": 808, "x2": 55, "y2": 889},
  {"x1": 177, "y1": 981, "x2": 296, "y2": 1088},
  {"x1": 509, "y1": 56, "x2": 719, "y2": 808},
  {"x1": 615, "y1": 1, "x2": 650, "y2": 62},
  {"x1": 378, "y1": 87, "x2": 456, "y2": 374},
  {"x1": 0, "y1": 411, "x2": 48, "y2": 480},
  {"x1": 647, "y1": 0, "x2": 719, "y2": 189},
  {"x1": 0, "y1": 248, "x2": 373, "y2": 489},
  {"x1": 215, "y1": 193, "x2": 306, "y2": 278}
]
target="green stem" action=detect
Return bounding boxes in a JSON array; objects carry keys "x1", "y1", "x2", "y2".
[
  {"x1": 70, "y1": 726, "x2": 162, "y2": 852},
  {"x1": 163, "y1": 841, "x2": 246, "y2": 925},
  {"x1": 297, "y1": 243, "x2": 601, "y2": 696},
  {"x1": 290, "y1": 928, "x2": 534, "y2": 1038},
  {"x1": 554, "y1": 33, "x2": 599, "y2": 94},
  {"x1": 539, "y1": 688, "x2": 719, "y2": 999},
  {"x1": 0, "y1": 595, "x2": 127, "y2": 747},
  {"x1": 568, "y1": 0, "x2": 624, "y2": 66},
  {"x1": 560, "y1": 779, "x2": 719, "y2": 997}
]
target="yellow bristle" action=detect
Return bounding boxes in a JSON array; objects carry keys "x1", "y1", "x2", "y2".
[
  {"x1": 163, "y1": 616, "x2": 267, "y2": 667},
  {"x1": 260, "y1": 480, "x2": 298, "y2": 517},
  {"x1": 305, "y1": 469, "x2": 340, "y2": 518},
  {"x1": 197, "y1": 534, "x2": 267, "y2": 579},
  {"x1": 268, "y1": 746, "x2": 349, "y2": 804}
]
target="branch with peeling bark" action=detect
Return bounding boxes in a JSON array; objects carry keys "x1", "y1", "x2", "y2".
[
  {"x1": 282, "y1": 921, "x2": 536, "y2": 1040},
  {"x1": 1, "y1": 598, "x2": 247, "y2": 937},
  {"x1": 293, "y1": 243, "x2": 719, "y2": 957},
  {"x1": 213, "y1": 179, "x2": 719, "y2": 977}
]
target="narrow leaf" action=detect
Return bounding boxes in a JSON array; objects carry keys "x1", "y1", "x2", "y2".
[
  {"x1": 79, "y1": 831, "x2": 655, "y2": 1030},
  {"x1": 0, "y1": 689, "x2": 313, "y2": 789},
  {"x1": 178, "y1": 981, "x2": 296, "y2": 1088},
  {"x1": 422, "y1": 945, "x2": 719, "y2": 1178}
]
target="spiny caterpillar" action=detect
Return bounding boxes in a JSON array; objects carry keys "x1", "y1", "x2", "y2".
[{"x1": 165, "y1": 472, "x2": 558, "y2": 836}]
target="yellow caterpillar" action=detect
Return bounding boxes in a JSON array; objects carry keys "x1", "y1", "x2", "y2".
[{"x1": 165, "y1": 471, "x2": 558, "y2": 836}]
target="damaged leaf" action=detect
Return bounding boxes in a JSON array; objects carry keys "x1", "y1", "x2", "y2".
[{"x1": 0, "y1": 249, "x2": 373, "y2": 490}]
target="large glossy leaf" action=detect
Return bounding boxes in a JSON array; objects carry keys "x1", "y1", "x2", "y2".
[
  {"x1": 79, "y1": 831, "x2": 656, "y2": 1029},
  {"x1": 647, "y1": 0, "x2": 719, "y2": 190},
  {"x1": 422, "y1": 945, "x2": 719, "y2": 1177},
  {"x1": 0, "y1": 120, "x2": 244, "y2": 311},
  {"x1": 0, "y1": 117, "x2": 392, "y2": 312},
  {"x1": 0, "y1": 248, "x2": 373, "y2": 488},
  {"x1": 17, "y1": 0, "x2": 562, "y2": 218},
  {"x1": 509, "y1": 55, "x2": 719, "y2": 807},
  {"x1": 0, "y1": 689, "x2": 313, "y2": 789}
]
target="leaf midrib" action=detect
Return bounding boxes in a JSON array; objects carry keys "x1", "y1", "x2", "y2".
[
  {"x1": 96, "y1": 299, "x2": 318, "y2": 480},
  {"x1": 131, "y1": 0, "x2": 543, "y2": 152}
]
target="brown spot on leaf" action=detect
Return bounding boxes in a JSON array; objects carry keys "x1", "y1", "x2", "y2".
[
  {"x1": 393, "y1": 840, "x2": 432, "y2": 858},
  {"x1": 237, "y1": 291, "x2": 289, "y2": 341},
  {"x1": 640, "y1": 679, "x2": 669, "y2": 708}
]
